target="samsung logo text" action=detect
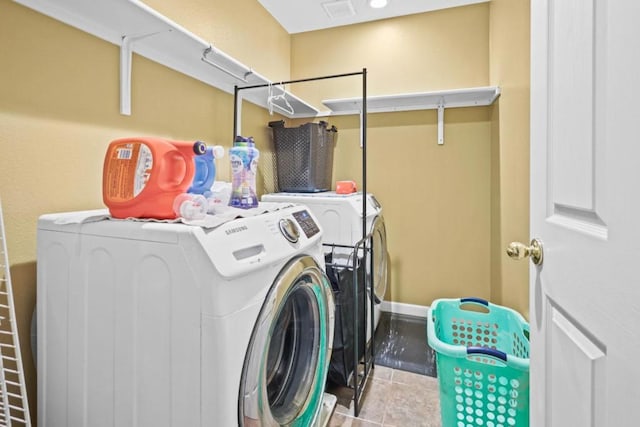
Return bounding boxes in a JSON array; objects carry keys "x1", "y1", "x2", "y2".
[{"x1": 225, "y1": 225, "x2": 248, "y2": 235}]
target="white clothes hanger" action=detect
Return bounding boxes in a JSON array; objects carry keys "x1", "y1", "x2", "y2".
[{"x1": 267, "y1": 83, "x2": 295, "y2": 116}]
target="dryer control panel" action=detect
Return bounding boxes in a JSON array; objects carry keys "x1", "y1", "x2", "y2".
[{"x1": 292, "y1": 209, "x2": 320, "y2": 238}]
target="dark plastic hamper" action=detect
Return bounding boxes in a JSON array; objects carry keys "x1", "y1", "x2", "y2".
[{"x1": 269, "y1": 120, "x2": 337, "y2": 192}]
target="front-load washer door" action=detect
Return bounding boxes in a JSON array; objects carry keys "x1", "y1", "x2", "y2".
[
  {"x1": 239, "y1": 255, "x2": 334, "y2": 427},
  {"x1": 370, "y1": 215, "x2": 388, "y2": 304}
]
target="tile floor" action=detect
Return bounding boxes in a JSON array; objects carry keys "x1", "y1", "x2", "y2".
[{"x1": 327, "y1": 365, "x2": 442, "y2": 427}]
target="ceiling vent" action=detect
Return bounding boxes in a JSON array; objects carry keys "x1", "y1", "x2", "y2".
[{"x1": 322, "y1": 0, "x2": 356, "y2": 20}]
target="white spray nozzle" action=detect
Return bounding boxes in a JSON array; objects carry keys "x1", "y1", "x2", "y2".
[
  {"x1": 173, "y1": 193, "x2": 208, "y2": 220},
  {"x1": 212, "y1": 145, "x2": 225, "y2": 159}
]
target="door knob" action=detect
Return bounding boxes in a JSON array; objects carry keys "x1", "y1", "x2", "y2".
[{"x1": 506, "y1": 238, "x2": 544, "y2": 266}]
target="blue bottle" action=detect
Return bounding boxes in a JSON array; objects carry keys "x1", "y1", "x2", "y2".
[
  {"x1": 229, "y1": 136, "x2": 259, "y2": 209},
  {"x1": 188, "y1": 145, "x2": 224, "y2": 194}
]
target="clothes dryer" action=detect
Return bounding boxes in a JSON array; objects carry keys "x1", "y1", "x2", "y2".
[
  {"x1": 37, "y1": 205, "x2": 335, "y2": 427},
  {"x1": 261, "y1": 192, "x2": 388, "y2": 336}
]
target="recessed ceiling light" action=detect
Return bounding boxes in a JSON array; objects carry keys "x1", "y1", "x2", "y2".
[{"x1": 369, "y1": 0, "x2": 388, "y2": 8}]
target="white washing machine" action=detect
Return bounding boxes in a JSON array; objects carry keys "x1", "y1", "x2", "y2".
[
  {"x1": 261, "y1": 192, "x2": 388, "y2": 337},
  {"x1": 36, "y1": 205, "x2": 335, "y2": 427}
]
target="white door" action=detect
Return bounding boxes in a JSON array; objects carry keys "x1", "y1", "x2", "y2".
[{"x1": 529, "y1": 0, "x2": 640, "y2": 426}]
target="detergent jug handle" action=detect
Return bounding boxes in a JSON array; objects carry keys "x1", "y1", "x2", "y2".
[{"x1": 172, "y1": 141, "x2": 207, "y2": 189}]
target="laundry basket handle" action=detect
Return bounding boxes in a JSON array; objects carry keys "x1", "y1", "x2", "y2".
[
  {"x1": 467, "y1": 346, "x2": 507, "y2": 362},
  {"x1": 460, "y1": 297, "x2": 489, "y2": 306}
]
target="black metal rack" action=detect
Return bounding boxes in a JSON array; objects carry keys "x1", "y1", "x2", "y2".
[
  {"x1": 233, "y1": 69, "x2": 372, "y2": 416},
  {"x1": 323, "y1": 235, "x2": 377, "y2": 417}
]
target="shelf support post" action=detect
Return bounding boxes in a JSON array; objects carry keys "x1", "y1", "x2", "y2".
[
  {"x1": 437, "y1": 99, "x2": 445, "y2": 145},
  {"x1": 120, "y1": 36, "x2": 133, "y2": 115},
  {"x1": 120, "y1": 30, "x2": 171, "y2": 115}
]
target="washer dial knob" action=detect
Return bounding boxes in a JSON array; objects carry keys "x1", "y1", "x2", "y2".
[{"x1": 279, "y1": 218, "x2": 300, "y2": 243}]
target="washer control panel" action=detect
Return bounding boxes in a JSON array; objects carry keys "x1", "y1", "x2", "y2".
[{"x1": 292, "y1": 209, "x2": 320, "y2": 238}]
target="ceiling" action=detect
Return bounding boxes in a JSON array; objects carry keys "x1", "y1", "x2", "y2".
[{"x1": 257, "y1": 0, "x2": 489, "y2": 34}]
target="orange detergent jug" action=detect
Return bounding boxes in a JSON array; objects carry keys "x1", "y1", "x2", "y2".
[{"x1": 103, "y1": 137, "x2": 206, "y2": 219}]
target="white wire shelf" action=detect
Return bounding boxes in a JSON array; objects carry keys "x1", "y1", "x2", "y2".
[
  {"x1": 322, "y1": 86, "x2": 501, "y2": 144},
  {"x1": 322, "y1": 86, "x2": 500, "y2": 114}
]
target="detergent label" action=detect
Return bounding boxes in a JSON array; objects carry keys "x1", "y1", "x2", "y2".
[
  {"x1": 133, "y1": 144, "x2": 153, "y2": 197},
  {"x1": 250, "y1": 155, "x2": 259, "y2": 174},
  {"x1": 230, "y1": 153, "x2": 244, "y2": 174},
  {"x1": 104, "y1": 142, "x2": 153, "y2": 202}
]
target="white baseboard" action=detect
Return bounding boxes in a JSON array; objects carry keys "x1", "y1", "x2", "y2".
[{"x1": 380, "y1": 301, "x2": 429, "y2": 318}]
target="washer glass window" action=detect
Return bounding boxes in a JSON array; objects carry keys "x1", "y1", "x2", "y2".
[
  {"x1": 371, "y1": 216, "x2": 388, "y2": 302},
  {"x1": 266, "y1": 283, "x2": 319, "y2": 423},
  {"x1": 239, "y1": 257, "x2": 331, "y2": 427}
]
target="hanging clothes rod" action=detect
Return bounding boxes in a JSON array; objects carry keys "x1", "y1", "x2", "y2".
[
  {"x1": 235, "y1": 70, "x2": 364, "y2": 92},
  {"x1": 201, "y1": 46, "x2": 253, "y2": 83},
  {"x1": 232, "y1": 69, "x2": 366, "y2": 148}
]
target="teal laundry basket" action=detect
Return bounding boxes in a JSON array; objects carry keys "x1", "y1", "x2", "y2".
[{"x1": 427, "y1": 297, "x2": 530, "y2": 427}]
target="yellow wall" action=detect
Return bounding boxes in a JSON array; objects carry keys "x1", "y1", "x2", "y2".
[
  {"x1": 144, "y1": 0, "x2": 291, "y2": 82},
  {"x1": 0, "y1": 0, "x2": 288, "y2": 421},
  {"x1": 489, "y1": 0, "x2": 531, "y2": 317},
  {"x1": 290, "y1": 4, "x2": 494, "y2": 306},
  {"x1": 291, "y1": 5, "x2": 490, "y2": 108}
]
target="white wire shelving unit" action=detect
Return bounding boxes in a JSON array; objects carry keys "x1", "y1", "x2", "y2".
[{"x1": 0, "y1": 199, "x2": 31, "y2": 427}]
